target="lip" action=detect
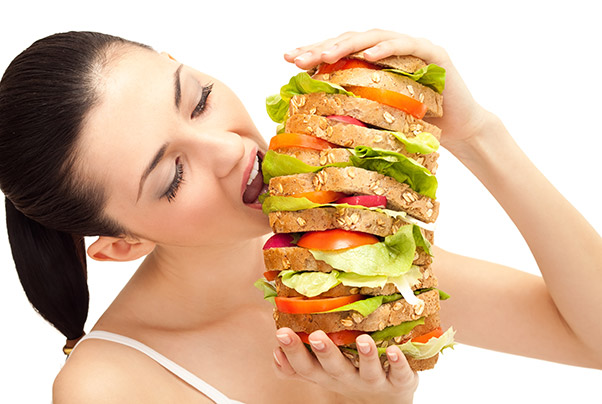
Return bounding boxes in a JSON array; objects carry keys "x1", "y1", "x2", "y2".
[{"x1": 240, "y1": 146, "x2": 265, "y2": 202}]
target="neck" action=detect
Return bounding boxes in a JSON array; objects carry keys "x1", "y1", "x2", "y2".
[{"x1": 107, "y1": 235, "x2": 270, "y2": 331}]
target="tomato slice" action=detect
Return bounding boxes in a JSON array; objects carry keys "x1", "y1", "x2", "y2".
[
  {"x1": 297, "y1": 229, "x2": 379, "y2": 251},
  {"x1": 263, "y1": 270, "x2": 280, "y2": 282},
  {"x1": 292, "y1": 191, "x2": 347, "y2": 204},
  {"x1": 315, "y1": 59, "x2": 380, "y2": 75},
  {"x1": 335, "y1": 195, "x2": 387, "y2": 208},
  {"x1": 269, "y1": 133, "x2": 336, "y2": 151},
  {"x1": 345, "y1": 85, "x2": 427, "y2": 120},
  {"x1": 275, "y1": 294, "x2": 363, "y2": 314},
  {"x1": 297, "y1": 330, "x2": 366, "y2": 346},
  {"x1": 327, "y1": 115, "x2": 367, "y2": 127},
  {"x1": 411, "y1": 327, "x2": 443, "y2": 343}
]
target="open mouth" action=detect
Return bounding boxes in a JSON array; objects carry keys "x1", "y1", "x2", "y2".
[{"x1": 243, "y1": 150, "x2": 268, "y2": 204}]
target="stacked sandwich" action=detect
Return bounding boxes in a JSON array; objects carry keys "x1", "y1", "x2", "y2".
[{"x1": 255, "y1": 53, "x2": 455, "y2": 371}]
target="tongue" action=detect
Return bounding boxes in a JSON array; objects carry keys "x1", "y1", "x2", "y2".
[{"x1": 243, "y1": 167, "x2": 266, "y2": 204}]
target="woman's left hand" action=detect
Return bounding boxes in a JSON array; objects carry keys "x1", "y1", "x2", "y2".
[{"x1": 273, "y1": 328, "x2": 418, "y2": 404}]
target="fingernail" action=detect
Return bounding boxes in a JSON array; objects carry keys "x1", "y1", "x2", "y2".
[
  {"x1": 309, "y1": 339, "x2": 325, "y2": 351},
  {"x1": 357, "y1": 341, "x2": 371, "y2": 355},
  {"x1": 322, "y1": 45, "x2": 338, "y2": 55},
  {"x1": 363, "y1": 46, "x2": 380, "y2": 57},
  {"x1": 285, "y1": 48, "x2": 299, "y2": 56},
  {"x1": 273, "y1": 350, "x2": 282, "y2": 367},
  {"x1": 294, "y1": 52, "x2": 312, "y2": 62},
  {"x1": 276, "y1": 333, "x2": 292, "y2": 345},
  {"x1": 387, "y1": 350, "x2": 399, "y2": 362}
]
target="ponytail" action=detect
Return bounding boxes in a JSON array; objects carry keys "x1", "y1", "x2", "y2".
[{"x1": 5, "y1": 197, "x2": 88, "y2": 341}]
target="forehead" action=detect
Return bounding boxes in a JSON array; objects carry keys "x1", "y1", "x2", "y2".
[{"x1": 77, "y1": 48, "x2": 176, "y2": 200}]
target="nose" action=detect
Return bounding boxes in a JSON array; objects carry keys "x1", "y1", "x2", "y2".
[{"x1": 193, "y1": 129, "x2": 246, "y2": 178}]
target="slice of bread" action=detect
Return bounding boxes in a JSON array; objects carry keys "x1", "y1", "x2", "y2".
[
  {"x1": 289, "y1": 93, "x2": 441, "y2": 139},
  {"x1": 264, "y1": 245, "x2": 432, "y2": 273},
  {"x1": 284, "y1": 113, "x2": 439, "y2": 173},
  {"x1": 313, "y1": 68, "x2": 443, "y2": 118},
  {"x1": 274, "y1": 267, "x2": 438, "y2": 298},
  {"x1": 269, "y1": 166, "x2": 439, "y2": 223},
  {"x1": 273, "y1": 289, "x2": 440, "y2": 333}
]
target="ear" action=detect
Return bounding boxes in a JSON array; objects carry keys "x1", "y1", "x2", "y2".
[{"x1": 87, "y1": 236, "x2": 155, "y2": 262}]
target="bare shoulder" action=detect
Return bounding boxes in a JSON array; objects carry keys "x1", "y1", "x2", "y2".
[{"x1": 53, "y1": 338, "x2": 194, "y2": 404}]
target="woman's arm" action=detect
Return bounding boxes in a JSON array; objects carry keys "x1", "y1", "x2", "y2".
[{"x1": 286, "y1": 29, "x2": 602, "y2": 368}]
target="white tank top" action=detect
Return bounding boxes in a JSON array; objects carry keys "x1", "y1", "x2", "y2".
[{"x1": 73, "y1": 330, "x2": 245, "y2": 404}]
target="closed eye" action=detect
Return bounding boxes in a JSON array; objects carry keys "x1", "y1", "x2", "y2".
[{"x1": 191, "y1": 83, "x2": 213, "y2": 119}]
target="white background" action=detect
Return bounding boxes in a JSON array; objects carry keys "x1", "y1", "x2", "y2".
[{"x1": 1, "y1": 0, "x2": 600, "y2": 402}]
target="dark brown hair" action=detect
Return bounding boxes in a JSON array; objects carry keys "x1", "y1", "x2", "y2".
[{"x1": 0, "y1": 31, "x2": 150, "y2": 340}]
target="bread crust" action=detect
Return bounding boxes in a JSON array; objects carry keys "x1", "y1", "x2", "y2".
[
  {"x1": 264, "y1": 245, "x2": 432, "y2": 273},
  {"x1": 289, "y1": 93, "x2": 441, "y2": 138},
  {"x1": 268, "y1": 166, "x2": 439, "y2": 223},
  {"x1": 284, "y1": 113, "x2": 439, "y2": 173},
  {"x1": 273, "y1": 289, "x2": 440, "y2": 333},
  {"x1": 308, "y1": 52, "x2": 428, "y2": 75},
  {"x1": 313, "y1": 68, "x2": 443, "y2": 118}
]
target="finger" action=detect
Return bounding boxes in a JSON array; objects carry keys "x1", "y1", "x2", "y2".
[
  {"x1": 385, "y1": 345, "x2": 419, "y2": 391},
  {"x1": 318, "y1": 28, "x2": 399, "y2": 64},
  {"x1": 363, "y1": 37, "x2": 448, "y2": 65},
  {"x1": 307, "y1": 330, "x2": 358, "y2": 384},
  {"x1": 283, "y1": 31, "x2": 356, "y2": 62},
  {"x1": 275, "y1": 328, "x2": 327, "y2": 384},
  {"x1": 356, "y1": 334, "x2": 386, "y2": 384},
  {"x1": 273, "y1": 347, "x2": 297, "y2": 378}
]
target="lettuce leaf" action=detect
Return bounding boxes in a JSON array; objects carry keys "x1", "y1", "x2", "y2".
[
  {"x1": 279, "y1": 270, "x2": 341, "y2": 298},
  {"x1": 321, "y1": 293, "x2": 403, "y2": 317},
  {"x1": 350, "y1": 146, "x2": 437, "y2": 199},
  {"x1": 254, "y1": 278, "x2": 277, "y2": 305},
  {"x1": 261, "y1": 150, "x2": 351, "y2": 183},
  {"x1": 388, "y1": 131, "x2": 439, "y2": 154},
  {"x1": 383, "y1": 64, "x2": 446, "y2": 94},
  {"x1": 370, "y1": 318, "x2": 425, "y2": 341},
  {"x1": 395, "y1": 327, "x2": 456, "y2": 359},
  {"x1": 266, "y1": 72, "x2": 356, "y2": 123},
  {"x1": 309, "y1": 224, "x2": 421, "y2": 277}
]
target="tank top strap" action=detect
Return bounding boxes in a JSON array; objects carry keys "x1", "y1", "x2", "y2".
[{"x1": 74, "y1": 330, "x2": 244, "y2": 404}]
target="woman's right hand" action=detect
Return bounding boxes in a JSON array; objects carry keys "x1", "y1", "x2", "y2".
[{"x1": 283, "y1": 29, "x2": 494, "y2": 155}]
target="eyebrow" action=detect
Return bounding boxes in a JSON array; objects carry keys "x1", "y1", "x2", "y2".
[
  {"x1": 137, "y1": 143, "x2": 169, "y2": 202},
  {"x1": 174, "y1": 63, "x2": 184, "y2": 110}
]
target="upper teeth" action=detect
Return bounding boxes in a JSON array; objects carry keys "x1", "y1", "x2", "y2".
[{"x1": 247, "y1": 154, "x2": 260, "y2": 186}]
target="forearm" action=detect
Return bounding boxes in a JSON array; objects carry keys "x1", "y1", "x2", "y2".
[{"x1": 446, "y1": 113, "x2": 602, "y2": 360}]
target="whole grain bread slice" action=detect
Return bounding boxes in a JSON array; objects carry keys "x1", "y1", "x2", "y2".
[
  {"x1": 273, "y1": 289, "x2": 440, "y2": 333},
  {"x1": 313, "y1": 68, "x2": 443, "y2": 118},
  {"x1": 269, "y1": 166, "x2": 439, "y2": 223},
  {"x1": 274, "y1": 267, "x2": 438, "y2": 298},
  {"x1": 307, "y1": 53, "x2": 429, "y2": 76},
  {"x1": 283, "y1": 114, "x2": 439, "y2": 173},
  {"x1": 289, "y1": 93, "x2": 441, "y2": 138}
]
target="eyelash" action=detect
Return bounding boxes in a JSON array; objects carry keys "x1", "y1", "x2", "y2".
[
  {"x1": 164, "y1": 157, "x2": 184, "y2": 203},
  {"x1": 191, "y1": 83, "x2": 213, "y2": 119}
]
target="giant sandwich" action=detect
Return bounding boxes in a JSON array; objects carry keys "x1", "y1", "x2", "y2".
[{"x1": 256, "y1": 52, "x2": 455, "y2": 371}]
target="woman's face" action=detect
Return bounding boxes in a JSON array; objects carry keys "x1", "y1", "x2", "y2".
[{"x1": 79, "y1": 46, "x2": 270, "y2": 247}]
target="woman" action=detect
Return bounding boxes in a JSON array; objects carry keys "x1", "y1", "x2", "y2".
[{"x1": 0, "y1": 29, "x2": 600, "y2": 404}]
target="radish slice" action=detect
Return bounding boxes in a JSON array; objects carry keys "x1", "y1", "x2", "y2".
[
  {"x1": 326, "y1": 115, "x2": 367, "y2": 127},
  {"x1": 263, "y1": 233, "x2": 295, "y2": 250},
  {"x1": 335, "y1": 195, "x2": 387, "y2": 208}
]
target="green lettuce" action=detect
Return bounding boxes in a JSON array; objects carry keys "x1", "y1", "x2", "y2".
[
  {"x1": 279, "y1": 270, "x2": 341, "y2": 298},
  {"x1": 388, "y1": 131, "x2": 439, "y2": 154},
  {"x1": 309, "y1": 224, "x2": 430, "y2": 278},
  {"x1": 370, "y1": 318, "x2": 425, "y2": 341},
  {"x1": 383, "y1": 64, "x2": 446, "y2": 94},
  {"x1": 262, "y1": 147, "x2": 437, "y2": 198},
  {"x1": 395, "y1": 327, "x2": 456, "y2": 359},
  {"x1": 266, "y1": 72, "x2": 356, "y2": 123},
  {"x1": 350, "y1": 146, "x2": 437, "y2": 199},
  {"x1": 254, "y1": 278, "x2": 277, "y2": 305},
  {"x1": 321, "y1": 293, "x2": 403, "y2": 317}
]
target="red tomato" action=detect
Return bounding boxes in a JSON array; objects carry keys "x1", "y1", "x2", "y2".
[
  {"x1": 263, "y1": 271, "x2": 280, "y2": 281},
  {"x1": 315, "y1": 59, "x2": 380, "y2": 75},
  {"x1": 269, "y1": 133, "x2": 336, "y2": 151},
  {"x1": 345, "y1": 85, "x2": 427, "y2": 120},
  {"x1": 297, "y1": 330, "x2": 366, "y2": 346},
  {"x1": 326, "y1": 115, "x2": 367, "y2": 127},
  {"x1": 275, "y1": 294, "x2": 363, "y2": 314},
  {"x1": 297, "y1": 229, "x2": 379, "y2": 251},
  {"x1": 411, "y1": 327, "x2": 443, "y2": 343},
  {"x1": 335, "y1": 195, "x2": 387, "y2": 208},
  {"x1": 292, "y1": 191, "x2": 348, "y2": 204}
]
